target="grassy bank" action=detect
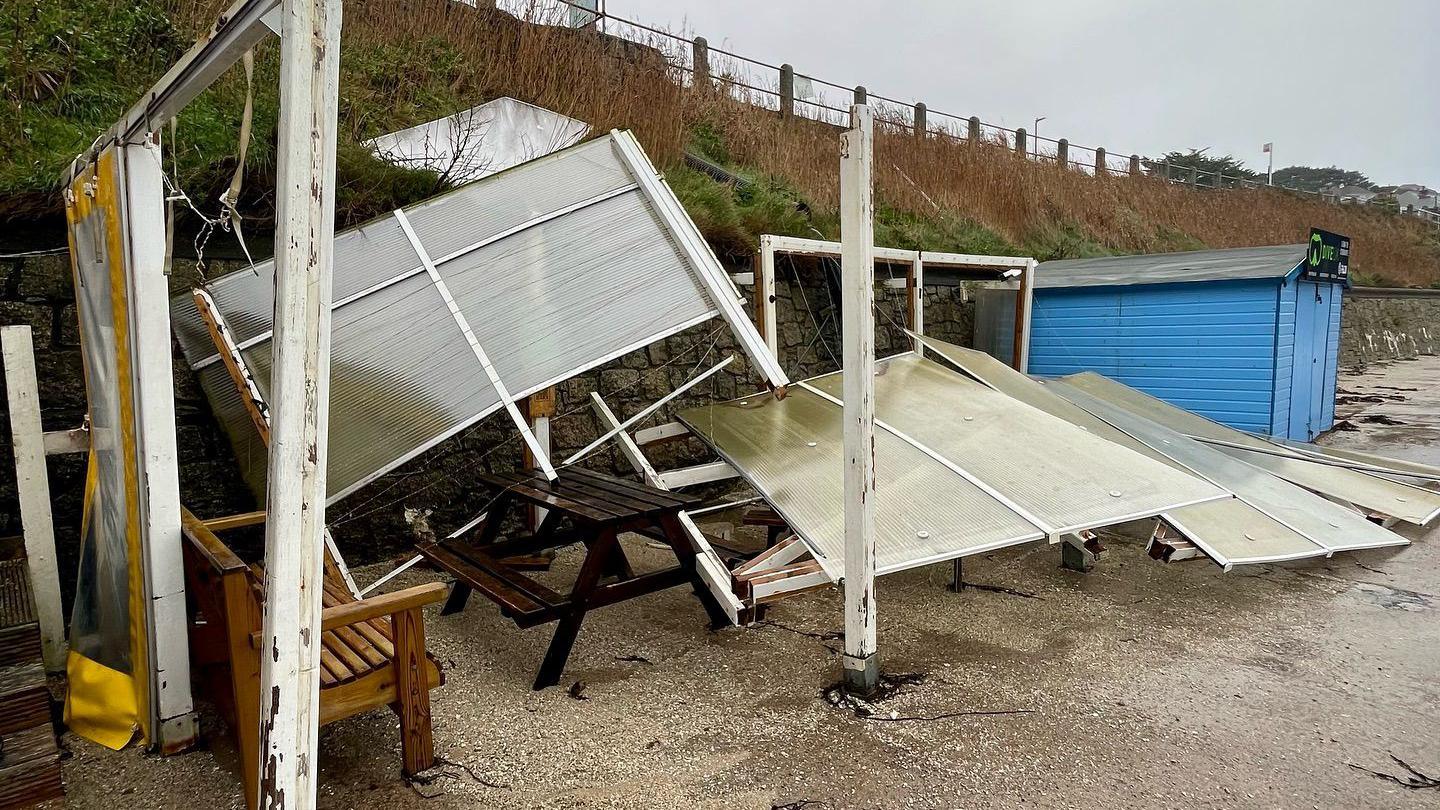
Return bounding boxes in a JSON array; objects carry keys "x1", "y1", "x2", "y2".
[{"x1": 3, "y1": 0, "x2": 1438, "y2": 284}]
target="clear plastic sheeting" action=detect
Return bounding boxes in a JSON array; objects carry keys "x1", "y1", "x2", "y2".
[
  {"x1": 365, "y1": 97, "x2": 589, "y2": 185},
  {"x1": 65, "y1": 149, "x2": 147, "y2": 748},
  {"x1": 1059, "y1": 372, "x2": 1440, "y2": 525},
  {"x1": 1047, "y1": 379, "x2": 1410, "y2": 557},
  {"x1": 678, "y1": 386, "x2": 1046, "y2": 578},
  {"x1": 803, "y1": 356, "x2": 1228, "y2": 535},
  {"x1": 1270, "y1": 438, "x2": 1440, "y2": 483},
  {"x1": 172, "y1": 131, "x2": 748, "y2": 501}
]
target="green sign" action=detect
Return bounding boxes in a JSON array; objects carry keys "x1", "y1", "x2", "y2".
[{"x1": 1303, "y1": 228, "x2": 1349, "y2": 284}]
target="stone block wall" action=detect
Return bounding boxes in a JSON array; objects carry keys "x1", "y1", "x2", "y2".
[{"x1": 1339, "y1": 294, "x2": 1440, "y2": 368}]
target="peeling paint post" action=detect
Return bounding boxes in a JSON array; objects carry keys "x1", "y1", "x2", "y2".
[
  {"x1": 257, "y1": 0, "x2": 342, "y2": 806},
  {"x1": 839, "y1": 104, "x2": 879, "y2": 695}
]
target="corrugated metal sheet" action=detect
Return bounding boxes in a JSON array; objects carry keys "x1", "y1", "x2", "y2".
[
  {"x1": 678, "y1": 387, "x2": 1046, "y2": 577},
  {"x1": 1028, "y1": 279, "x2": 1282, "y2": 433},
  {"x1": 1060, "y1": 371, "x2": 1440, "y2": 525},
  {"x1": 171, "y1": 131, "x2": 739, "y2": 501},
  {"x1": 802, "y1": 355, "x2": 1228, "y2": 535},
  {"x1": 1035, "y1": 244, "x2": 1306, "y2": 289},
  {"x1": 1047, "y1": 379, "x2": 1409, "y2": 555}
]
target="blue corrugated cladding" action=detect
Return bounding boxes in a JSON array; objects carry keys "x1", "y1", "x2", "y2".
[{"x1": 1028, "y1": 279, "x2": 1282, "y2": 433}]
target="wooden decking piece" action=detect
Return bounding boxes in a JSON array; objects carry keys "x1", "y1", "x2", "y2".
[{"x1": 0, "y1": 558, "x2": 62, "y2": 808}]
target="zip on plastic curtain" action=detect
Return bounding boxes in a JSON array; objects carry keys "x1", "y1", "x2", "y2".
[{"x1": 62, "y1": 150, "x2": 150, "y2": 749}]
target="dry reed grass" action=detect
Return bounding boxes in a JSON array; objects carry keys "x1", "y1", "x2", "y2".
[{"x1": 170, "y1": 0, "x2": 1439, "y2": 285}]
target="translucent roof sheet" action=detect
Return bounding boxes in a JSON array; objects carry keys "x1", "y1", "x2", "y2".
[
  {"x1": 1047, "y1": 379, "x2": 1409, "y2": 555},
  {"x1": 911, "y1": 335, "x2": 1349, "y2": 567},
  {"x1": 172, "y1": 130, "x2": 759, "y2": 501},
  {"x1": 1060, "y1": 372, "x2": 1440, "y2": 525},
  {"x1": 364, "y1": 96, "x2": 590, "y2": 185},
  {"x1": 678, "y1": 386, "x2": 1046, "y2": 577},
  {"x1": 803, "y1": 356, "x2": 1228, "y2": 535},
  {"x1": 1034, "y1": 244, "x2": 1307, "y2": 289}
]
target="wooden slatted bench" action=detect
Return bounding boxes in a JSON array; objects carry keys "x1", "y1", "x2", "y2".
[
  {"x1": 181, "y1": 509, "x2": 445, "y2": 808},
  {"x1": 418, "y1": 467, "x2": 728, "y2": 689}
]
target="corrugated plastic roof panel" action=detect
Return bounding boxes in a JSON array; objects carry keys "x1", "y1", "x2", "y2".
[
  {"x1": 1047, "y1": 379, "x2": 1409, "y2": 554},
  {"x1": 912, "y1": 335, "x2": 1344, "y2": 567},
  {"x1": 1034, "y1": 244, "x2": 1306, "y2": 289},
  {"x1": 803, "y1": 355, "x2": 1228, "y2": 535},
  {"x1": 1060, "y1": 372, "x2": 1440, "y2": 525},
  {"x1": 678, "y1": 387, "x2": 1046, "y2": 577},
  {"x1": 171, "y1": 131, "x2": 734, "y2": 501}
]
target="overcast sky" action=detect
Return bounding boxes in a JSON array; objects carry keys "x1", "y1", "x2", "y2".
[{"x1": 608, "y1": 0, "x2": 1439, "y2": 188}]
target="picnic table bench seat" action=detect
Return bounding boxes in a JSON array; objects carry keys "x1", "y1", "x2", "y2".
[{"x1": 417, "y1": 467, "x2": 728, "y2": 689}]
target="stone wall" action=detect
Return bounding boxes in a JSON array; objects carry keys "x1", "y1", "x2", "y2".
[
  {"x1": 1, "y1": 252, "x2": 977, "y2": 567},
  {"x1": 1339, "y1": 293, "x2": 1440, "y2": 369}
]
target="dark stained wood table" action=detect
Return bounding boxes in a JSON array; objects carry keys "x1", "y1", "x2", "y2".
[{"x1": 416, "y1": 467, "x2": 728, "y2": 689}]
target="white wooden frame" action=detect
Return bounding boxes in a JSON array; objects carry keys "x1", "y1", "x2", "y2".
[
  {"x1": 588, "y1": 393, "x2": 743, "y2": 624},
  {"x1": 2, "y1": 327, "x2": 70, "y2": 672},
  {"x1": 393, "y1": 207, "x2": 557, "y2": 479},
  {"x1": 753, "y1": 234, "x2": 1036, "y2": 371}
]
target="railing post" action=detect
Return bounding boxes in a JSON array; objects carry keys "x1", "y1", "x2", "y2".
[
  {"x1": 1129, "y1": 154, "x2": 1141, "y2": 176},
  {"x1": 968, "y1": 116, "x2": 981, "y2": 143},
  {"x1": 913, "y1": 102, "x2": 927, "y2": 138},
  {"x1": 1056, "y1": 138, "x2": 1068, "y2": 167},
  {"x1": 1190, "y1": 166, "x2": 1199, "y2": 187},
  {"x1": 692, "y1": 36, "x2": 710, "y2": 88},
  {"x1": 854, "y1": 85, "x2": 867, "y2": 105},
  {"x1": 779, "y1": 63, "x2": 794, "y2": 119},
  {"x1": 1094, "y1": 147, "x2": 1106, "y2": 175},
  {"x1": 1014, "y1": 127, "x2": 1026, "y2": 157}
]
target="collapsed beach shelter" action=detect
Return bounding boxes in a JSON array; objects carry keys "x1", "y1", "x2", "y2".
[
  {"x1": 171, "y1": 130, "x2": 786, "y2": 502},
  {"x1": 975, "y1": 236, "x2": 1352, "y2": 440},
  {"x1": 915, "y1": 335, "x2": 1424, "y2": 569},
  {"x1": 678, "y1": 353, "x2": 1228, "y2": 579}
]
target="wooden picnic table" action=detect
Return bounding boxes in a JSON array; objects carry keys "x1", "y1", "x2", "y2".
[{"x1": 417, "y1": 467, "x2": 728, "y2": 689}]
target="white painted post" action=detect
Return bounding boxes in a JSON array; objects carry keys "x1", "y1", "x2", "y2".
[
  {"x1": 257, "y1": 0, "x2": 342, "y2": 805},
  {"x1": 908, "y1": 254, "x2": 924, "y2": 356},
  {"x1": 839, "y1": 104, "x2": 879, "y2": 694},
  {"x1": 2, "y1": 326, "x2": 67, "y2": 673},
  {"x1": 120, "y1": 139, "x2": 198, "y2": 751},
  {"x1": 758, "y1": 235, "x2": 779, "y2": 359}
]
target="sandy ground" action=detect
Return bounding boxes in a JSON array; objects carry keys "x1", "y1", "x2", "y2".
[{"x1": 52, "y1": 358, "x2": 1440, "y2": 809}]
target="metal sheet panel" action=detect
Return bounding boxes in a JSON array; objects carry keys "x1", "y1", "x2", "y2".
[
  {"x1": 1047, "y1": 379, "x2": 1409, "y2": 554},
  {"x1": 914, "y1": 334, "x2": 1331, "y2": 566},
  {"x1": 804, "y1": 356, "x2": 1228, "y2": 535},
  {"x1": 1035, "y1": 244, "x2": 1306, "y2": 289},
  {"x1": 170, "y1": 132, "x2": 737, "y2": 502},
  {"x1": 1060, "y1": 371, "x2": 1440, "y2": 525},
  {"x1": 678, "y1": 388, "x2": 1046, "y2": 577}
]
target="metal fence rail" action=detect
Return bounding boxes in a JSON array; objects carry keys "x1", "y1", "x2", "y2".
[{"x1": 500, "y1": 1, "x2": 1434, "y2": 225}]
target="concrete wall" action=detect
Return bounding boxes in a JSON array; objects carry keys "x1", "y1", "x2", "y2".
[
  {"x1": 1, "y1": 252, "x2": 975, "y2": 569},
  {"x1": 1340, "y1": 293, "x2": 1440, "y2": 368}
]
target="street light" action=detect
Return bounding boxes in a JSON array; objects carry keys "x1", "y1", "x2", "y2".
[{"x1": 1033, "y1": 116, "x2": 1046, "y2": 161}]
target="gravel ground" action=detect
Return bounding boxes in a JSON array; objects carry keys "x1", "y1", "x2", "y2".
[{"x1": 51, "y1": 358, "x2": 1440, "y2": 809}]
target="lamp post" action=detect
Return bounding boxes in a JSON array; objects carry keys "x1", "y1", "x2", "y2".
[{"x1": 1033, "y1": 116, "x2": 1046, "y2": 161}]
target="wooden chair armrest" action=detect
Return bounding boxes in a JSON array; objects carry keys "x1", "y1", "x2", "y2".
[
  {"x1": 247, "y1": 583, "x2": 448, "y2": 648},
  {"x1": 180, "y1": 507, "x2": 249, "y2": 574},
  {"x1": 320, "y1": 583, "x2": 448, "y2": 632},
  {"x1": 202, "y1": 510, "x2": 268, "y2": 532}
]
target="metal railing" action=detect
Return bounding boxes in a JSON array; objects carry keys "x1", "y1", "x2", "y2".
[{"x1": 497, "y1": 1, "x2": 1435, "y2": 226}]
